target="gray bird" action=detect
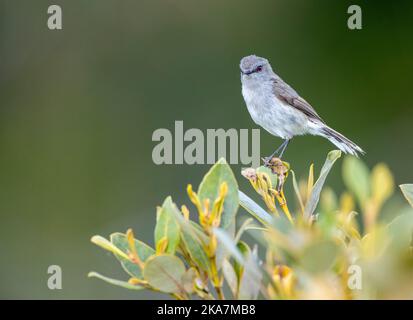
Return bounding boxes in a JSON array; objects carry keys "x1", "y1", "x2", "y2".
[{"x1": 240, "y1": 54, "x2": 364, "y2": 162}]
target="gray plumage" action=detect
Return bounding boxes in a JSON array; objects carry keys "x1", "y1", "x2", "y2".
[{"x1": 240, "y1": 55, "x2": 364, "y2": 157}]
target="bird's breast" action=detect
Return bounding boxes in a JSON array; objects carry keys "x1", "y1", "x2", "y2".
[{"x1": 241, "y1": 82, "x2": 308, "y2": 139}]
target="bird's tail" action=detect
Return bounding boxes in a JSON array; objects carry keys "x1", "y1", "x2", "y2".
[{"x1": 319, "y1": 125, "x2": 365, "y2": 157}]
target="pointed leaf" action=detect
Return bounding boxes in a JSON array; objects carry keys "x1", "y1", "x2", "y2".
[
  {"x1": 239, "y1": 190, "x2": 273, "y2": 226},
  {"x1": 222, "y1": 259, "x2": 238, "y2": 298},
  {"x1": 213, "y1": 228, "x2": 244, "y2": 264},
  {"x1": 238, "y1": 246, "x2": 262, "y2": 300},
  {"x1": 154, "y1": 197, "x2": 180, "y2": 254},
  {"x1": 304, "y1": 150, "x2": 341, "y2": 219},
  {"x1": 307, "y1": 163, "x2": 314, "y2": 200},
  {"x1": 91, "y1": 235, "x2": 130, "y2": 260},
  {"x1": 400, "y1": 184, "x2": 413, "y2": 208},
  {"x1": 234, "y1": 218, "x2": 254, "y2": 243},
  {"x1": 88, "y1": 272, "x2": 144, "y2": 290},
  {"x1": 198, "y1": 158, "x2": 239, "y2": 229},
  {"x1": 172, "y1": 212, "x2": 211, "y2": 273},
  {"x1": 216, "y1": 219, "x2": 236, "y2": 270},
  {"x1": 371, "y1": 163, "x2": 394, "y2": 207},
  {"x1": 110, "y1": 233, "x2": 155, "y2": 279},
  {"x1": 291, "y1": 170, "x2": 305, "y2": 214},
  {"x1": 233, "y1": 241, "x2": 250, "y2": 281},
  {"x1": 239, "y1": 190, "x2": 291, "y2": 233}
]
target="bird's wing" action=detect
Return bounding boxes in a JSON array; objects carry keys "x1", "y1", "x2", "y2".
[{"x1": 272, "y1": 77, "x2": 325, "y2": 123}]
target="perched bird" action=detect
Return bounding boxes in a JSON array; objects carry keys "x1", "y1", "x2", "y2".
[{"x1": 240, "y1": 54, "x2": 364, "y2": 162}]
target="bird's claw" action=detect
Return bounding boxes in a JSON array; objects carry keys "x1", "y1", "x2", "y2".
[{"x1": 262, "y1": 156, "x2": 275, "y2": 167}]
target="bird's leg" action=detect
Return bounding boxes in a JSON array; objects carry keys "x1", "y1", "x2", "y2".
[
  {"x1": 267, "y1": 141, "x2": 286, "y2": 160},
  {"x1": 278, "y1": 139, "x2": 290, "y2": 159},
  {"x1": 263, "y1": 139, "x2": 290, "y2": 165}
]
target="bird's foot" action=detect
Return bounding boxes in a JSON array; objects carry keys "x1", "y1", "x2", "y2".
[
  {"x1": 262, "y1": 140, "x2": 289, "y2": 167},
  {"x1": 262, "y1": 156, "x2": 272, "y2": 167},
  {"x1": 262, "y1": 155, "x2": 281, "y2": 168},
  {"x1": 262, "y1": 157, "x2": 289, "y2": 189}
]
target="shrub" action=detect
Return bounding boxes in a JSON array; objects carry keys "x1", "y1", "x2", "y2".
[{"x1": 89, "y1": 151, "x2": 413, "y2": 299}]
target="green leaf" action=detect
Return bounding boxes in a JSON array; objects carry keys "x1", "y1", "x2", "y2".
[
  {"x1": 173, "y1": 215, "x2": 210, "y2": 273},
  {"x1": 300, "y1": 240, "x2": 339, "y2": 274},
  {"x1": 238, "y1": 190, "x2": 274, "y2": 226},
  {"x1": 342, "y1": 155, "x2": 370, "y2": 207},
  {"x1": 88, "y1": 272, "x2": 144, "y2": 290},
  {"x1": 234, "y1": 218, "x2": 254, "y2": 243},
  {"x1": 238, "y1": 246, "x2": 262, "y2": 300},
  {"x1": 154, "y1": 197, "x2": 180, "y2": 254},
  {"x1": 110, "y1": 233, "x2": 155, "y2": 279},
  {"x1": 213, "y1": 228, "x2": 245, "y2": 264},
  {"x1": 143, "y1": 254, "x2": 186, "y2": 294},
  {"x1": 371, "y1": 164, "x2": 394, "y2": 207},
  {"x1": 188, "y1": 220, "x2": 210, "y2": 243},
  {"x1": 182, "y1": 267, "x2": 197, "y2": 294},
  {"x1": 216, "y1": 219, "x2": 236, "y2": 270},
  {"x1": 222, "y1": 259, "x2": 238, "y2": 298},
  {"x1": 320, "y1": 187, "x2": 338, "y2": 214},
  {"x1": 400, "y1": 184, "x2": 413, "y2": 208},
  {"x1": 91, "y1": 235, "x2": 130, "y2": 260},
  {"x1": 239, "y1": 190, "x2": 292, "y2": 233},
  {"x1": 304, "y1": 150, "x2": 342, "y2": 219},
  {"x1": 307, "y1": 163, "x2": 315, "y2": 200},
  {"x1": 181, "y1": 230, "x2": 210, "y2": 273},
  {"x1": 387, "y1": 207, "x2": 413, "y2": 251},
  {"x1": 233, "y1": 241, "x2": 250, "y2": 281},
  {"x1": 198, "y1": 158, "x2": 239, "y2": 229},
  {"x1": 291, "y1": 170, "x2": 304, "y2": 214}
]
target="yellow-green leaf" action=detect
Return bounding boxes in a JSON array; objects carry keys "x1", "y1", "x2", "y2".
[
  {"x1": 222, "y1": 259, "x2": 238, "y2": 298},
  {"x1": 300, "y1": 240, "x2": 339, "y2": 273},
  {"x1": 143, "y1": 254, "x2": 186, "y2": 294},
  {"x1": 238, "y1": 246, "x2": 262, "y2": 300},
  {"x1": 320, "y1": 187, "x2": 338, "y2": 214},
  {"x1": 154, "y1": 197, "x2": 180, "y2": 254},
  {"x1": 371, "y1": 163, "x2": 394, "y2": 207},
  {"x1": 88, "y1": 272, "x2": 144, "y2": 290},
  {"x1": 291, "y1": 170, "x2": 305, "y2": 215},
  {"x1": 91, "y1": 235, "x2": 130, "y2": 260},
  {"x1": 256, "y1": 166, "x2": 278, "y2": 189},
  {"x1": 180, "y1": 222, "x2": 211, "y2": 273},
  {"x1": 304, "y1": 150, "x2": 341, "y2": 219},
  {"x1": 182, "y1": 267, "x2": 197, "y2": 294},
  {"x1": 171, "y1": 209, "x2": 211, "y2": 273},
  {"x1": 198, "y1": 158, "x2": 239, "y2": 229},
  {"x1": 400, "y1": 184, "x2": 413, "y2": 208},
  {"x1": 307, "y1": 163, "x2": 314, "y2": 200},
  {"x1": 238, "y1": 190, "x2": 274, "y2": 226},
  {"x1": 343, "y1": 156, "x2": 370, "y2": 207},
  {"x1": 110, "y1": 233, "x2": 155, "y2": 279}
]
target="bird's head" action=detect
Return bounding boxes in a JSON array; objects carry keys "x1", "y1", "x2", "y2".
[{"x1": 240, "y1": 55, "x2": 273, "y2": 81}]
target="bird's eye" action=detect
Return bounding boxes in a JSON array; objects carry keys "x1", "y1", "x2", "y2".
[{"x1": 256, "y1": 66, "x2": 263, "y2": 72}]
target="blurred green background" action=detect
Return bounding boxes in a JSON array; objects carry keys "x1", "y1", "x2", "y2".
[{"x1": 0, "y1": 0, "x2": 412, "y2": 299}]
